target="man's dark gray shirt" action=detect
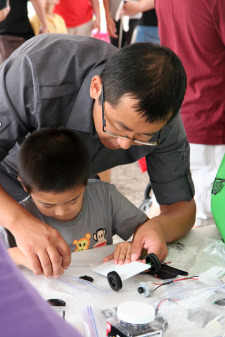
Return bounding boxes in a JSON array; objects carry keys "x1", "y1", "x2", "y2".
[{"x1": 0, "y1": 33, "x2": 194, "y2": 205}]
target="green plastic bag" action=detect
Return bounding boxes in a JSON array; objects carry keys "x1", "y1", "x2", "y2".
[{"x1": 211, "y1": 154, "x2": 225, "y2": 241}]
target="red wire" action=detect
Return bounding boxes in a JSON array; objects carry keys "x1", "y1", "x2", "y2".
[{"x1": 153, "y1": 276, "x2": 198, "y2": 286}]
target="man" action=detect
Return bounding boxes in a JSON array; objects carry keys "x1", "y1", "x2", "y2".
[
  {"x1": 123, "y1": 0, "x2": 225, "y2": 227},
  {"x1": 0, "y1": 34, "x2": 195, "y2": 278}
]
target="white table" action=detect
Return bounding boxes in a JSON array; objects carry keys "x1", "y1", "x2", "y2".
[{"x1": 21, "y1": 225, "x2": 224, "y2": 336}]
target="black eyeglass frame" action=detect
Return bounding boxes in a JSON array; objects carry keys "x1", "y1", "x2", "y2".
[{"x1": 101, "y1": 85, "x2": 161, "y2": 146}]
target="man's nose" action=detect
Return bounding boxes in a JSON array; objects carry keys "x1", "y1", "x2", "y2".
[{"x1": 116, "y1": 137, "x2": 133, "y2": 150}]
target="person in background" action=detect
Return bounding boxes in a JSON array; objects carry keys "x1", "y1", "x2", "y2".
[
  {"x1": 0, "y1": 0, "x2": 47, "y2": 63},
  {"x1": 0, "y1": 0, "x2": 10, "y2": 22},
  {"x1": 54, "y1": 0, "x2": 101, "y2": 37},
  {"x1": 30, "y1": 0, "x2": 67, "y2": 35},
  {"x1": 134, "y1": 9, "x2": 159, "y2": 44},
  {"x1": 123, "y1": 0, "x2": 225, "y2": 227},
  {"x1": 103, "y1": 0, "x2": 141, "y2": 48}
]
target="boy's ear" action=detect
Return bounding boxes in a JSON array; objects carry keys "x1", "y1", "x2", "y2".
[
  {"x1": 17, "y1": 177, "x2": 28, "y2": 192},
  {"x1": 90, "y1": 76, "x2": 102, "y2": 100}
]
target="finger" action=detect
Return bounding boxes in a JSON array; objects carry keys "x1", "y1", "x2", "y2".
[
  {"x1": 47, "y1": 246, "x2": 66, "y2": 278},
  {"x1": 124, "y1": 245, "x2": 132, "y2": 263},
  {"x1": 130, "y1": 236, "x2": 143, "y2": 262},
  {"x1": 118, "y1": 244, "x2": 130, "y2": 265},
  {"x1": 103, "y1": 253, "x2": 114, "y2": 263},
  {"x1": 28, "y1": 253, "x2": 44, "y2": 276},
  {"x1": 147, "y1": 246, "x2": 167, "y2": 262},
  {"x1": 57, "y1": 241, "x2": 71, "y2": 270},
  {"x1": 37, "y1": 249, "x2": 54, "y2": 278},
  {"x1": 113, "y1": 245, "x2": 122, "y2": 264}
]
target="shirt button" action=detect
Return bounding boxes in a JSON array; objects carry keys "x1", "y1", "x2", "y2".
[{"x1": 182, "y1": 154, "x2": 186, "y2": 160}]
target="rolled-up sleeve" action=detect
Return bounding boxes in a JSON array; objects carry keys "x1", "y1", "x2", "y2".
[{"x1": 146, "y1": 114, "x2": 195, "y2": 205}]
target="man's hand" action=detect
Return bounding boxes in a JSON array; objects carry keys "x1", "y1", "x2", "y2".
[
  {"x1": 130, "y1": 199, "x2": 196, "y2": 262},
  {"x1": 11, "y1": 213, "x2": 71, "y2": 278},
  {"x1": 131, "y1": 219, "x2": 168, "y2": 262},
  {"x1": 103, "y1": 241, "x2": 132, "y2": 264}
]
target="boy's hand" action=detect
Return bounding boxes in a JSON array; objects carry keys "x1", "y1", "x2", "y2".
[{"x1": 103, "y1": 241, "x2": 132, "y2": 265}]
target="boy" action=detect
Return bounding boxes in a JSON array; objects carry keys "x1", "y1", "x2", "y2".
[{"x1": 0, "y1": 128, "x2": 148, "y2": 275}]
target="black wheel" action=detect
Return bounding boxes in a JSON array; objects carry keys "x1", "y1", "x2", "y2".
[
  {"x1": 107, "y1": 271, "x2": 122, "y2": 291},
  {"x1": 145, "y1": 253, "x2": 161, "y2": 273}
]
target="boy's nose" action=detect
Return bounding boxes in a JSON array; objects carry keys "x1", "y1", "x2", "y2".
[{"x1": 54, "y1": 206, "x2": 67, "y2": 217}]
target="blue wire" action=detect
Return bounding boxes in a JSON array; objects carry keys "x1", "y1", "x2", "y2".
[{"x1": 87, "y1": 306, "x2": 99, "y2": 337}]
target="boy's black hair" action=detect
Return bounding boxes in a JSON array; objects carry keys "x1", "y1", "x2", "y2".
[
  {"x1": 17, "y1": 128, "x2": 90, "y2": 194},
  {"x1": 100, "y1": 42, "x2": 187, "y2": 123}
]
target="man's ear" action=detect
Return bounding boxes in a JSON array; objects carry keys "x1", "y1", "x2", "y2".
[
  {"x1": 17, "y1": 177, "x2": 28, "y2": 192},
  {"x1": 90, "y1": 76, "x2": 102, "y2": 100}
]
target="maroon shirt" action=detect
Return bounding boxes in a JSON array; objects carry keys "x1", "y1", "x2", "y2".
[{"x1": 156, "y1": 0, "x2": 225, "y2": 145}]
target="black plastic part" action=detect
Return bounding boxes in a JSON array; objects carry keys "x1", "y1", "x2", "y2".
[
  {"x1": 47, "y1": 298, "x2": 66, "y2": 307},
  {"x1": 79, "y1": 275, "x2": 94, "y2": 282},
  {"x1": 107, "y1": 271, "x2": 122, "y2": 291},
  {"x1": 137, "y1": 287, "x2": 144, "y2": 294},
  {"x1": 214, "y1": 298, "x2": 225, "y2": 306},
  {"x1": 145, "y1": 253, "x2": 162, "y2": 273}
]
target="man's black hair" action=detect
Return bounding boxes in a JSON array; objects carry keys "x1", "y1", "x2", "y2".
[
  {"x1": 18, "y1": 128, "x2": 90, "y2": 194},
  {"x1": 100, "y1": 42, "x2": 187, "y2": 123}
]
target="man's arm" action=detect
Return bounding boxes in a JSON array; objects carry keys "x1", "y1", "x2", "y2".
[
  {"x1": 131, "y1": 199, "x2": 196, "y2": 261},
  {"x1": 0, "y1": 186, "x2": 70, "y2": 277},
  {"x1": 122, "y1": 0, "x2": 154, "y2": 16},
  {"x1": 31, "y1": 0, "x2": 48, "y2": 33}
]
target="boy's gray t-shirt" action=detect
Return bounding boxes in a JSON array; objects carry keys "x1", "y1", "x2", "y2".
[{"x1": 2, "y1": 179, "x2": 147, "y2": 252}]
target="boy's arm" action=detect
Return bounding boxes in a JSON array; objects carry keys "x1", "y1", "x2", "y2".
[
  {"x1": 91, "y1": 0, "x2": 101, "y2": 33},
  {"x1": 31, "y1": 0, "x2": 48, "y2": 33}
]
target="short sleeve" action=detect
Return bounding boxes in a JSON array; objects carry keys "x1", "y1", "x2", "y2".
[
  {"x1": 146, "y1": 114, "x2": 195, "y2": 204},
  {"x1": 109, "y1": 184, "x2": 148, "y2": 240}
]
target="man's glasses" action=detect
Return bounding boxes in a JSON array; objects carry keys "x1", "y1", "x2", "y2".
[{"x1": 101, "y1": 86, "x2": 161, "y2": 146}]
